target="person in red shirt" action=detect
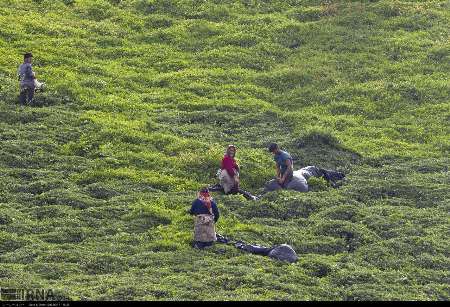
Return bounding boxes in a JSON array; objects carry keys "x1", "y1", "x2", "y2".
[
  {"x1": 208, "y1": 145, "x2": 257, "y2": 200},
  {"x1": 219, "y1": 145, "x2": 240, "y2": 194}
]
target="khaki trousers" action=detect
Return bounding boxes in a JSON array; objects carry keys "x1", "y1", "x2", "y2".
[
  {"x1": 194, "y1": 214, "x2": 217, "y2": 242},
  {"x1": 219, "y1": 169, "x2": 238, "y2": 194}
]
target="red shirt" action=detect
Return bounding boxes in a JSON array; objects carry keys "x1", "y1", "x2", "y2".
[{"x1": 221, "y1": 155, "x2": 239, "y2": 177}]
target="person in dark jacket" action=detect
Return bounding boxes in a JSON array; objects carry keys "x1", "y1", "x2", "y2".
[{"x1": 189, "y1": 187, "x2": 220, "y2": 249}]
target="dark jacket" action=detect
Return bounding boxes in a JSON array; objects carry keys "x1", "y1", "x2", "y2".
[{"x1": 189, "y1": 199, "x2": 220, "y2": 223}]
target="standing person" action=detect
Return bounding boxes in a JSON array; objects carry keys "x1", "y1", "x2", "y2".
[
  {"x1": 219, "y1": 145, "x2": 240, "y2": 194},
  {"x1": 189, "y1": 187, "x2": 220, "y2": 249},
  {"x1": 17, "y1": 52, "x2": 36, "y2": 105}
]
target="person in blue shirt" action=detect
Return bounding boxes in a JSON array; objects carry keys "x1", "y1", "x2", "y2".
[
  {"x1": 264, "y1": 143, "x2": 345, "y2": 193},
  {"x1": 269, "y1": 143, "x2": 294, "y2": 188},
  {"x1": 189, "y1": 187, "x2": 220, "y2": 249},
  {"x1": 17, "y1": 52, "x2": 36, "y2": 105}
]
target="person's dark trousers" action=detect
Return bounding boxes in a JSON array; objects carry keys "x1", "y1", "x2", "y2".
[
  {"x1": 193, "y1": 241, "x2": 214, "y2": 249},
  {"x1": 19, "y1": 85, "x2": 35, "y2": 105},
  {"x1": 226, "y1": 185, "x2": 257, "y2": 201},
  {"x1": 237, "y1": 189, "x2": 257, "y2": 201},
  {"x1": 235, "y1": 242, "x2": 273, "y2": 256}
]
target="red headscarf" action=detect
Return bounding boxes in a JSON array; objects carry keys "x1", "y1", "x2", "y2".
[{"x1": 198, "y1": 188, "x2": 213, "y2": 214}]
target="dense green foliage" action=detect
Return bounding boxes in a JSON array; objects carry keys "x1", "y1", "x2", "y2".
[{"x1": 0, "y1": 0, "x2": 449, "y2": 301}]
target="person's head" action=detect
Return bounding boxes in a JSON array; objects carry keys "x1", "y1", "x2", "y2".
[
  {"x1": 24, "y1": 52, "x2": 33, "y2": 63},
  {"x1": 198, "y1": 187, "x2": 212, "y2": 208},
  {"x1": 226, "y1": 144, "x2": 236, "y2": 158},
  {"x1": 199, "y1": 187, "x2": 210, "y2": 198},
  {"x1": 268, "y1": 143, "x2": 280, "y2": 155}
]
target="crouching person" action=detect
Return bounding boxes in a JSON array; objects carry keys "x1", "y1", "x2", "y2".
[
  {"x1": 264, "y1": 143, "x2": 345, "y2": 193},
  {"x1": 219, "y1": 144, "x2": 240, "y2": 194},
  {"x1": 189, "y1": 187, "x2": 220, "y2": 249},
  {"x1": 265, "y1": 143, "x2": 297, "y2": 191}
]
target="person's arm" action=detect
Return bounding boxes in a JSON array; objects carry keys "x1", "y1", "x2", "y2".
[
  {"x1": 189, "y1": 200, "x2": 198, "y2": 215},
  {"x1": 234, "y1": 161, "x2": 240, "y2": 183},
  {"x1": 234, "y1": 160, "x2": 240, "y2": 173},
  {"x1": 280, "y1": 159, "x2": 293, "y2": 184},
  {"x1": 212, "y1": 201, "x2": 219, "y2": 223},
  {"x1": 276, "y1": 164, "x2": 281, "y2": 180}
]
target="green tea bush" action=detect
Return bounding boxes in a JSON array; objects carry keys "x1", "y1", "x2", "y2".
[
  {"x1": 81, "y1": 253, "x2": 128, "y2": 274},
  {"x1": 144, "y1": 14, "x2": 174, "y2": 28},
  {"x1": 215, "y1": 32, "x2": 260, "y2": 48},
  {"x1": 314, "y1": 204, "x2": 360, "y2": 222},
  {"x1": 288, "y1": 6, "x2": 323, "y2": 22},
  {"x1": 39, "y1": 227, "x2": 88, "y2": 244},
  {"x1": 298, "y1": 255, "x2": 334, "y2": 278},
  {"x1": 145, "y1": 239, "x2": 183, "y2": 252},
  {"x1": 197, "y1": 46, "x2": 274, "y2": 71},
  {"x1": 428, "y1": 44, "x2": 449, "y2": 62},
  {"x1": 0, "y1": 231, "x2": 32, "y2": 253},
  {"x1": 77, "y1": 1, "x2": 115, "y2": 21},
  {"x1": 273, "y1": 22, "x2": 306, "y2": 49},
  {"x1": 314, "y1": 220, "x2": 380, "y2": 252},
  {"x1": 295, "y1": 236, "x2": 347, "y2": 255},
  {"x1": 83, "y1": 182, "x2": 120, "y2": 200},
  {"x1": 27, "y1": 262, "x2": 83, "y2": 280},
  {"x1": 307, "y1": 177, "x2": 329, "y2": 192},
  {"x1": 256, "y1": 69, "x2": 312, "y2": 92},
  {"x1": 126, "y1": 199, "x2": 173, "y2": 225},
  {"x1": 33, "y1": 188, "x2": 99, "y2": 209},
  {"x1": 0, "y1": 243, "x2": 47, "y2": 264}
]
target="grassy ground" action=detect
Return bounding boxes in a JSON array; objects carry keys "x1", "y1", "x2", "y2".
[{"x1": 0, "y1": 0, "x2": 449, "y2": 301}]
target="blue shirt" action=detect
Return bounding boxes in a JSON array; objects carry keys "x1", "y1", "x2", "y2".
[
  {"x1": 18, "y1": 63, "x2": 34, "y2": 86},
  {"x1": 189, "y1": 199, "x2": 220, "y2": 223},
  {"x1": 274, "y1": 150, "x2": 293, "y2": 175}
]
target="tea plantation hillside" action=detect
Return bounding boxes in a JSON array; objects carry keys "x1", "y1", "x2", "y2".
[{"x1": 0, "y1": 0, "x2": 449, "y2": 301}]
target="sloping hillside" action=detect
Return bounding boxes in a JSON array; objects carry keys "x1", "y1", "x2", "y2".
[{"x1": 0, "y1": 0, "x2": 449, "y2": 300}]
